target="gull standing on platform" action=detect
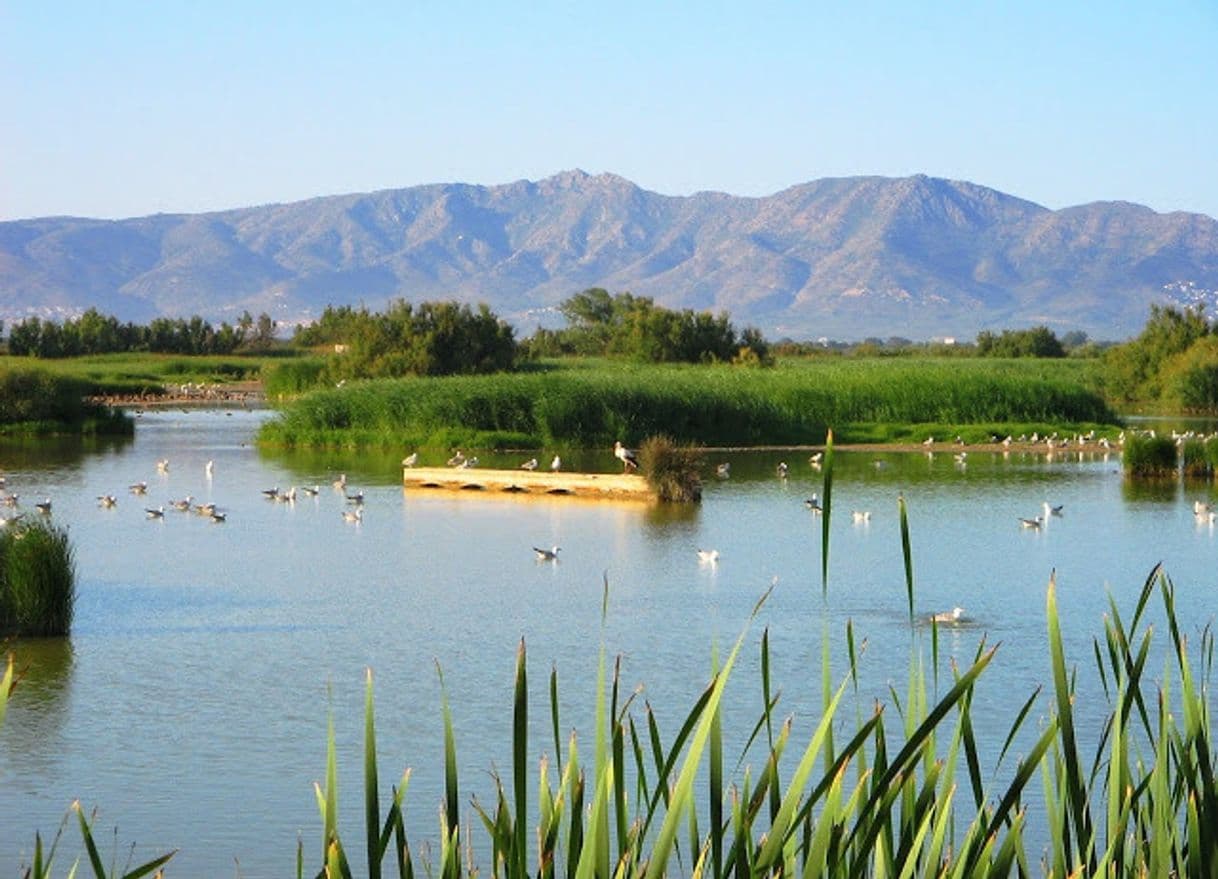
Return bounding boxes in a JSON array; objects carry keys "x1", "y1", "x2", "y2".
[{"x1": 614, "y1": 441, "x2": 639, "y2": 472}]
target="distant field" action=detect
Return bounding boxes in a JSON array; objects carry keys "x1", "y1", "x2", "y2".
[
  {"x1": 258, "y1": 357, "x2": 1118, "y2": 450},
  {"x1": 1, "y1": 352, "x2": 274, "y2": 397}
]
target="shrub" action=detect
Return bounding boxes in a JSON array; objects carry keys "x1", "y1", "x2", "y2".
[
  {"x1": 638, "y1": 435, "x2": 703, "y2": 502},
  {"x1": 0, "y1": 519, "x2": 76, "y2": 636},
  {"x1": 1123, "y1": 433, "x2": 1178, "y2": 478}
]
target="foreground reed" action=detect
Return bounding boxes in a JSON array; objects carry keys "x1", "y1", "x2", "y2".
[{"x1": 304, "y1": 560, "x2": 1215, "y2": 878}]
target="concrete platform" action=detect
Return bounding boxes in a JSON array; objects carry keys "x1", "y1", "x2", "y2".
[{"x1": 403, "y1": 466, "x2": 654, "y2": 500}]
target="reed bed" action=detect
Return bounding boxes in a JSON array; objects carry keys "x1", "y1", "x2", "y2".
[
  {"x1": 304, "y1": 564, "x2": 1216, "y2": 879},
  {"x1": 260, "y1": 358, "x2": 1118, "y2": 450},
  {"x1": 1180, "y1": 437, "x2": 1213, "y2": 477},
  {"x1": 0, "y1": 519, "x2": 77, "y2": 637},
  {"x1": 1122, "y1": 434, "x2": 1180, "y2": 477},
  {"x1": 637, "y1": 435, "x2": 703, "y2": 501},
  {"x1": 0, "y1": 365, "x2": 132, "y2": 436}
]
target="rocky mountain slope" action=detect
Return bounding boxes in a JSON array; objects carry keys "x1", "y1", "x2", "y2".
[{"x1": 3, "y1": 170, "x2": 1216, "y2": 340}]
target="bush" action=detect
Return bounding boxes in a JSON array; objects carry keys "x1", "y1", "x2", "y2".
[
  {"x1": 638, "y1": 435, "x2": 703, "y2": 502},
  {"x1": 0, "y1": 519, "x2": 76, "y2": 636},
  {"x1": 1181, "y1": 438, "x2": 1212, "y2": 477},
  {"x1": 1123, "y1": 433, "x2": 1178, "y2": 478}
]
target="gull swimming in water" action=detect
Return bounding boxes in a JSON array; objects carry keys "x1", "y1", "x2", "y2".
[
  {"x1": 804, "y1": 495, "x2": 822, "y2": 513},
  {"x1": 97, "y1": 494, "x2": 117, "y2": 508},
  {"x1": 697, "y1": 548, "x2": 720, "y2": 564},
  {"x1": 809, "y1": 452, "x2": 823, "y2": 466},
  {"x1": 332, "y1": 473, "x2": 347, "y2": 491},
  {"x1": 170, "y1": 496, "x2": 193, "y2": 512},
  {"x1": 345, "y1": 490, "x2": 365, "y2": 504},
  {"x1": 205, "y1": 460, "x2": 214, "y2": 478},
  {"x1": 129, "y1": 481, "x2": 148, "y2": 495},
  {"x1": 929, "y1": 606, "x2": 965, "y2": 624},
  {"x1": 301, "y1": 485, "x2": 320, "y2": 496},
  {"x1": 34, "y1": 498, "x2": 52, "y2": 515},
  {"x1": 533, "y1": 545, "x2": 560, "y2": 561},
  {"x1": 145, "y1": 506, "x2": 165, "y2": 519},
  {"x1": 776, "y1": 461, "x2": 789, "y2": 478},
  {"x1": 1043, "y1": 502, "x2": 1064, "y2": 517},
  {"x1": 614, "y1": 441, "x2": 639, "y2": 472},
  {"x1": 851, "y1": 510, "x2": 871, "y2": 523},
  {"x1": 715, "y1": 462, "x2": 730, "y2": 479},
  {"x1": 1018, "y1": 516, "x2": 1043, "y2": 530},
  {"x1": 342, "y1": 507, "x2": 363, "y2": 523},
  {"x1": 156, "y1": 458, "x2": 170, "y2": 473},
  {"x1": 261, "y1": 486, "x2": 279, "y2": 499},
  {"x1": 1194, "y1": 500, "x2": 1214, "y2": 515}
]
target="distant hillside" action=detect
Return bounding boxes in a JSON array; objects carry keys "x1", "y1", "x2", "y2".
[{"x1": 2, "y1": 170, "x2": 1216, "y2": 340}]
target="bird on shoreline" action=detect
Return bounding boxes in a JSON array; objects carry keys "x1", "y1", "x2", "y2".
[
  {"x1": 447, "y1": 451, "x2": 466, "y2": 468},
  {"x1": 614, "y1": 441, "x2": 639, "y2": 472},
  {"x1": 402, "y1": 452, "x2": 419, "y2": 468},
  {"x1": 533, "y1": 545, "x2": 560, "y2": 561},
  {"x1": 550, "y1": 455, "x2": 562, "y2": 472},
  {"x1": 521, "y1": 458, "x2": 539, "y2": 471}
]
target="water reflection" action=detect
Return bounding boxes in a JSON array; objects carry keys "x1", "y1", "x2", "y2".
[{"x1": 0, "y1": 638, "x2": 74, "y2": 771}]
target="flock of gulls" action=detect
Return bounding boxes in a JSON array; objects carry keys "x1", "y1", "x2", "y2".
[{"x1": 4, "y1": 427, "x2": 1215, "y2": 628}]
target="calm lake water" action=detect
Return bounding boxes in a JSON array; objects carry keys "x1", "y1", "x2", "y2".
[{"x1": 2, "y1": 409, "x2": 1216, "y2": 875}]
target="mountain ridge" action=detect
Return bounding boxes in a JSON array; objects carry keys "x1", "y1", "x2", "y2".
[{"x1": 3, "y1": 171, "x2": 1216, "y2": 340}]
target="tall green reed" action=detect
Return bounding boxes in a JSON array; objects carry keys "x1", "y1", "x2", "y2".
[{"x1": 0, "y1": 519, "x2": 76, "y2": 637}]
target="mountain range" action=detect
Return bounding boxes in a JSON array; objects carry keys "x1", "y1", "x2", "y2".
[{"x1": 3, "y1": 170, "x2": 1217, "y2": 341}]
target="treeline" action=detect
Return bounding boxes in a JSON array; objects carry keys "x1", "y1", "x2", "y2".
[
  {"x1": 523, "y1": 288, "x2": 772, "y2": 365},
  {"x1": 4, "y1": 309, "x2": 276, "y2": 357},
  {"x1": 294, "y1": 300, "x2": 518, "y2": 378},
  {"x1": 1102, "y1": 304, "x2": 1218, "y2": 410}
]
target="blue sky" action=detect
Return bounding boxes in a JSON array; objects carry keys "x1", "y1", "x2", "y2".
[{"x1": 2, "y1": 1, "x2": 1215, "y2": 221}]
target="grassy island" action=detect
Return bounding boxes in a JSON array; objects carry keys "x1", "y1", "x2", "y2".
[
  {"x1": 259, "y1": 357, "x2": 1119, "y2": 451},
  {"x1": 0, "y1": 365, "x2": 132, "y2": 437}
]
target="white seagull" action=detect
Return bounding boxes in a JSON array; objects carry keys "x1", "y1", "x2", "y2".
[
  {"x1": 776, "y1": 461, "x2": 789, "y2": 478},
  {"x1": 446, "y1": 451, "x2": 466, "y2": 468},
  {"x1": 521, "y1": 458, "x2": 539, "y2": 471},
  {"x1": 715, "y1": 462, "x2": 730, "y2": 478},
  {"x1": 851, "y1": 510, "x2": 871, "y2": 523},
  {"x1": 342, "y1": 508, "x2": 363, "y2": 523},
  {"x1": 205, "y1": 460, "x2": 214, "y2": 478},
  {"x1": 1043, "y1": 502, "x2": 1064, "y2": 517},
  {"x1": 614, "y1": 441, "x2": 639, "y2": 472},
  {"x1": 129, "y1": 481, "x2": 148, "y2": 495},
  {"x1": 34, "y1": 498, "x2": 52, "y2": 515},
  {"x1": 697, "y1": 548, "x2": 720, "y2": 564},
  {"x1": 1018, "y1": 516, "x2": 1043, "y2": 530},
  {"x1": 145, "y1": 506, "x2": 165, "y2": 519},
  {"x1": 550, "y1": 455, "x2": 562, "y2": 472},
  {"x1": 533, "y1": 545, "x2": 560, "y2": 561},
  {"x1": 402, "y1": 452, "x2": 419, "y2": 468},
  {"x1": 97, "y1": 494, "x2": 117, "y2": 508}
]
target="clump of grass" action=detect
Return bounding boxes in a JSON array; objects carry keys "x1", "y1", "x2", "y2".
[
  {"x1": 0, "y1": 519, "x2": 76, "y2": 637},
  {"x1": 1123, "y1": 433, "x2": 1178, "y2": 477},
  {"x1": 0, "y1": 365, "x2": 132, "y2": 436},
  {"x1": 1180, "y1": 437, "x2": 1212, "y2": 477},
  {"x1": 638, "y1": 435, "x2": 703, "y2": 502}
]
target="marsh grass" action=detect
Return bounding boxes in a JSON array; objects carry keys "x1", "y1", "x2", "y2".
[
  {"x1": 0, "y1": 366, "x2": 132, "y2": 436},
  {"x1": 638, "y1": 436, "x2": 703, "y2": 502},
  {"x1": 1180, "y1": 437, "x2": 1213, "y2": 477},
  {"x1": 1123, "y1": 433, "x2": 1179, "y2": 477},
  {"x1": 0, "y1": 519, "x2": 76, "y2": 637},
  {"x1": 261, "y1": 358, "x2": 1119, "y2": 450}
]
